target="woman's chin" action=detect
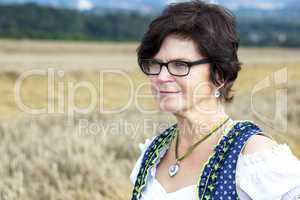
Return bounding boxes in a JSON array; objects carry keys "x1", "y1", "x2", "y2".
[{"x1": 157, "y1": 99, "x2": 185, "y2": 113}]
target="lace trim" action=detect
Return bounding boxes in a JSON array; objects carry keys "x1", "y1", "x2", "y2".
[{"x1": 238, "y1": 143, "x2": 294, "y2": 165}]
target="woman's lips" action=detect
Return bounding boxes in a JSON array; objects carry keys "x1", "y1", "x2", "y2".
[
  {"x1": 159, "y1": 91, "x2": 181, "y2": 96},
  {"x1": 159, "y1": 91, "x2": 180, "y2": 93}
]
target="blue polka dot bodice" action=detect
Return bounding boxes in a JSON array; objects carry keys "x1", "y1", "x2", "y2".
[{"x1": 131, "y1": 120, "x2": 263, "y2": 200}]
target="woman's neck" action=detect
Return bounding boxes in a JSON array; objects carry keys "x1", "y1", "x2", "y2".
[{"x1": 173, "y1": 104, "x2": 229, "y2": 146}]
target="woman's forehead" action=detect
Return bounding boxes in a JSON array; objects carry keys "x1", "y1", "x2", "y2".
[{"x1": 154, "y1": 35, "x2": 202, "y2": 60}]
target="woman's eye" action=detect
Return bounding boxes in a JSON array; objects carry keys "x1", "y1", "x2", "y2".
[{"x1": 174, "y1": 62, "x2": 185, "y2": 67}]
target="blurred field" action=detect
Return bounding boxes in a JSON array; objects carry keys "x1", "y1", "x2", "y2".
[{"x1": 0, "y1": 39, "x2": 299, "y2": 199}]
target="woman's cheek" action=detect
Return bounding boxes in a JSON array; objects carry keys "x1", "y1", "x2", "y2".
[{"x1": 149, "y1": 84, "x2": 158, "y2": 99}]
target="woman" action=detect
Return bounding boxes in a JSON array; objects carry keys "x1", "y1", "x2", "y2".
[{"x1": 130, "y1": 1, "x2": 300, "y2": 199}]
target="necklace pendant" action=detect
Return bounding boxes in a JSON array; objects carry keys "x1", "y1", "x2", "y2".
[{"x1": 169, "y1": 162, "x2": 180, "y2": 177}]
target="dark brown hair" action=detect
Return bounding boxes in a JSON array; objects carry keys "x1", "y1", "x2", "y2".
[{"x1": 137, "y1": 0, "x2": 242, "y2": 103}]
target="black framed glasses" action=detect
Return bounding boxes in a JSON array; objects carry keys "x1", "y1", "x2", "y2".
[{"x1": 138, "y1": 58, "x2": 210, "y2": 76}]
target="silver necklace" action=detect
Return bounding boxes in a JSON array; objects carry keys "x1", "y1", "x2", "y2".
[{"x1": 168, "y1": 116, "x2": 230, "y2": 177}]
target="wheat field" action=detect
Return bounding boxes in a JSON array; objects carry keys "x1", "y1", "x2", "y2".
[{"x1": 0, "y1": 39, "x2": 299, "y2": 199}]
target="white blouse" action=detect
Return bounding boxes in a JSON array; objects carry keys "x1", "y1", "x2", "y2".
[{"x1": 130, "y1": 136, "x2": 300, "y2": 200}]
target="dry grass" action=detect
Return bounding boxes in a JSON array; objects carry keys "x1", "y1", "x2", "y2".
[{"x1": 0, "y1": 39, "x2": 299, "y2": 199}]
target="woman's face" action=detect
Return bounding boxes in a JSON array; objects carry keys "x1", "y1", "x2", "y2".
[{"x1": 148, "y1": 34, "x2": 215, "y2": 114}]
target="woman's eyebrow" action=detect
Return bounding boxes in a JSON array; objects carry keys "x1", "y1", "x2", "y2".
[
  {"x1": 170, "y1": 58, "x2": 192, "y2": 61},
  {"x1": 153, "y1": 57, "x2": 192, "y2": 62}
]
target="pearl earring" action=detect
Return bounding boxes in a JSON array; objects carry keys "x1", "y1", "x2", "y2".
[{"x1": 214, "y1": 90, "x2": 220, "y2": 98}]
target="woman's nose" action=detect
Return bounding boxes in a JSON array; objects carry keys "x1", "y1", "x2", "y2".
[{"x1": 157, "y1": 65, "x2": 172, "y2": 82}]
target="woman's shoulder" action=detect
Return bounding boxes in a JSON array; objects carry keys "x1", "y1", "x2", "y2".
[
  {"x1": 234, "y1": 120, "x2": 300, "y2": 198},
  {"x1": 236, "y1": 142, "x2": 300, "y2": 199},
  {"x1": 232, "y1": 119, "x2": 278, "y2": 155},
  {"x1": 241, "y1": 133, "x2": 278, "y2": 155}
]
